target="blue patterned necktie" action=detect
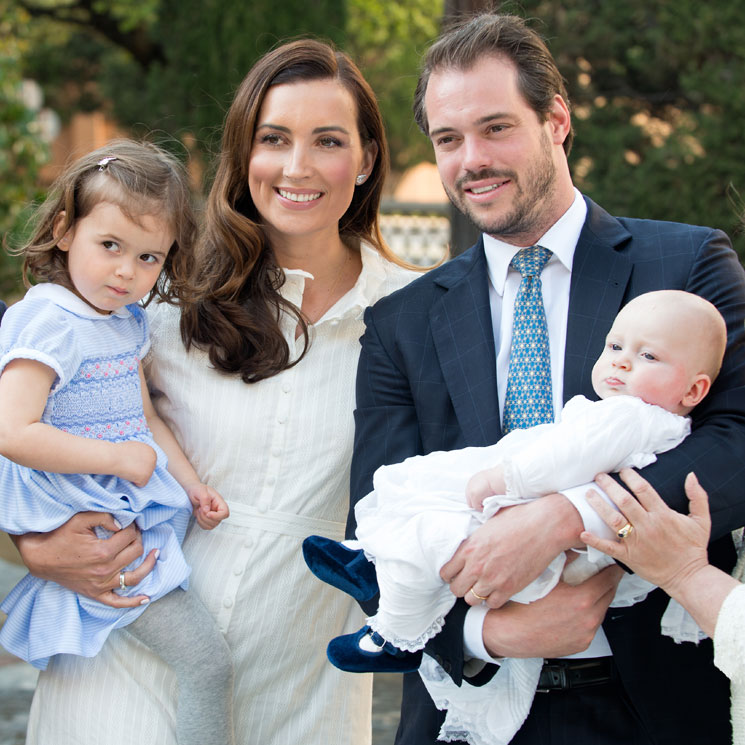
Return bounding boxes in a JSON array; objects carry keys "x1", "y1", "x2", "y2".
[{"x1": 502, "y1": 246, "x2": 554, "y2": 434}]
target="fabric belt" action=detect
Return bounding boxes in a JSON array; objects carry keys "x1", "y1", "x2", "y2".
[
  {"x1": 536, "y1": 657, "x2": 614, "y2": 692},
  {"x1": 223, "y1": 500, "x2": 346, "y2": 541}
]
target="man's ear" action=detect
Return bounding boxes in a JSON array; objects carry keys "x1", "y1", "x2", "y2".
[
  {"x1": 52, "y1": 211, "x2": 71, "y2": 251},
  {"x1": 681, "y1": 374, "x2": 712, "y2": 409},
  {"x1": 547, "y1": 94, "x2": 571, "y2": 147}
]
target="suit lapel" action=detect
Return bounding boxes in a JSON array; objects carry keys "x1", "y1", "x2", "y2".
[
  {"x1": 429, "y1": 241, "x2": 502, "y2": 446},
  {"x1": 428, "y1": 199, "x2": 634, "y2": 443},
  {"x1": 563, "y1": 199, "x2": 633, "y2": 401}
]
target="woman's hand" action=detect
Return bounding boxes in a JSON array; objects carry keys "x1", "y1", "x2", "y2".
[
  {"x1": 580, "y1": 469, "x2": 710, "y2": 594},
  {"x1": 580, "y1": 469, "x2": 740, "y2": 639},
  {"x1": 12, "y1": 512, "x2": 157, "y2": 608}
]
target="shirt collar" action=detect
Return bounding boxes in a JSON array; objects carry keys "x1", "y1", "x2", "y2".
[
  {"x1": 483, "y1": 188, "x2": 587, "y2": 296},
  {"x1": 280, "y1": 242, "x2": 389, "y2": 323},
  {"x1": 26, "y1": 283, "x2": 133, "y2": 319}
]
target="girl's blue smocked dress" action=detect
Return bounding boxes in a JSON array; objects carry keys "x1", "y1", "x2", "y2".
[{"x1": 0, "y1": 284, "x2": 191, "y2": 669}]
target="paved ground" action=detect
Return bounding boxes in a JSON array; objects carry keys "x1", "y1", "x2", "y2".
[
  {"x1": 0, "y1": 557, "x2": 401, "y2": 745},
  {"x1": 0, "y1": 558, "x2": 37, "y2": 745}
]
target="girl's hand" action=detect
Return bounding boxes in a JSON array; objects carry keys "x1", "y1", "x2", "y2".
[
  {"x1": 115, "y1": 441, "x2": 157, "y2": 486},
  {"x1": 185, "y1": 483, "x2": 230, "y2": 530}
]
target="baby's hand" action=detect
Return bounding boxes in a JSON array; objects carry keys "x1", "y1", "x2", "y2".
[
  {"x1": 185, "y1": 483, "x2": 230, "y2": 530},
  {"x1": 465, "y1": 464, "x2": 506, "y2": 510},
  {"x1": 116, "y1": 441, "x2": 157, "y2": 487}
]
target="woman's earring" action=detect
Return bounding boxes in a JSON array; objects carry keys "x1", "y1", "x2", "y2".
[{"x1": 355, "y1": 174, "x2": 367, "y2": 185}]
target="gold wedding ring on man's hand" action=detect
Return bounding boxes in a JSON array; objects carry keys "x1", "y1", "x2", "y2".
[
  {"x1": 617, "y1": 522, "x2": 634, "y2": 540},
  {"x1": 469, "y1": 587, "x2": 489, "y2": 601}
]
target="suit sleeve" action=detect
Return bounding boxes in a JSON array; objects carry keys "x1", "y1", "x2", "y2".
[
  {"x1": 348, "y1": 306, "x2": 422, "y2": 537},
  {"x1": 349, "y1": 303, "x2": 471, "y2": 684},
  {"x1": 632, "y1": 229, "x2": 745, "y2": 541}
]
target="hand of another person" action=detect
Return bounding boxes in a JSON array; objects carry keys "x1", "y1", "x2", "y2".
[
  {"x1": 12, "y1": 512, "x2": 156, "y2": 607},
  {"x1": 481, "y1": 563, "x2": 623, "y2": 658},
  {"x1": 115, "y1": 440, "x2": 158, "y2": 487},
  {"x1": 581, "y1": 469, "x2": 711, "y2": 594},
  {"x1": 465, "y1": 464, "x2": 506, "y2": 510},
  {"x1": 441, "y1": 493, "x2": 584, "y2": 608},
  {"x1": 186, "y1": 482, "x2": 230, "y2": 530}
]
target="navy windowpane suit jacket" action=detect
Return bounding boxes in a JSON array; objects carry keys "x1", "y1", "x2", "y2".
[{"x1": 349, "y1": 197, "x2": 745, "y2": 745}]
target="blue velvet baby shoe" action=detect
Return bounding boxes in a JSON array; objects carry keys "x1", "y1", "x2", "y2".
[
  {"x1": 302, "y1": 535, "x2": 379, "y2": 602},
  {"x1": 326, "y1": 626, "x2": 423, "y2": 674}
]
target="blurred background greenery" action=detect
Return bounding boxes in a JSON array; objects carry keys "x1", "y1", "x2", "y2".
[{"x1": 1, "y1": 0, "x2": 744, "y2": 300}]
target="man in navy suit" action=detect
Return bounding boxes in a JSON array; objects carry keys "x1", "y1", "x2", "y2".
[{"x1": 349, "y1": 13, "x2": 745, "y2": 745}]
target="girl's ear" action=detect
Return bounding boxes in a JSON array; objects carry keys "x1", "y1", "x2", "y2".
[{"x1": 53, "y1": 212, "x2": 71, "y2": 251}]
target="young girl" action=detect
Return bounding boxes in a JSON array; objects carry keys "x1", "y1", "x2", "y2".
[{"x1": 0, "y1": 141, "x2": 235, "y2": 745}]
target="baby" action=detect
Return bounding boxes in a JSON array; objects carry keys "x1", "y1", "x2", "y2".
[{"x1": 304, "y1": 289, "x2": 727, "y2": 745}]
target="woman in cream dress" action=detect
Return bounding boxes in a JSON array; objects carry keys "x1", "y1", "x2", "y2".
[
  {"x1": 16, "y1": 40, "x2": 416, "y2": 744},
  {"x1": 582, "y1": 469, "x2": 745, "y2": 744}
]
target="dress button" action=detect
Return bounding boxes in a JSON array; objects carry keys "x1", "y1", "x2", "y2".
[
  {"x1": 233, "y1": 563, "x2": 243, "y2": 575},
  {"x1": 258, "y1": 502, "x2": 268, "y2": 513},
  {"x1": 272, "y1": 448, "x2": 281, "y2": 458},
  {"x1": 282, "y1": 382, "x2": 291, "y2": 393},
  {"x1": 244, "y1": 538, "x2": 253, "y2": 549},
  {"x1": 223, "y1": 597, "x2": 233, "y2": 609},
  {"x1": 277, "y1": 415, "x2": 286, "y2": 424},
  {"x1": 267, "y1": 475, "x2": 276, "y2": 486}
]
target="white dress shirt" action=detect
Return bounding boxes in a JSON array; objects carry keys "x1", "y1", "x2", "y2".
[{"x1": 464, "y1": 188, "x2": 617, "y2": 662}]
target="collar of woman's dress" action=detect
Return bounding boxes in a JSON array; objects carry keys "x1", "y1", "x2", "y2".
[{"x1": 279, "y1": 242, "x2": 389, "y2": 325}]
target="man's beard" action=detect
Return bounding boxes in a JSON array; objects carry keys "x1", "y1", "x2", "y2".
[{"x1": 444, "y1": 132, "x2": 557, "y2": 242}]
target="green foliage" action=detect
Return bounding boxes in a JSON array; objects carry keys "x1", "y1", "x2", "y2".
[
  {"x1": 106, "y1": 0, "x2": 347, "y2": 155},
  {"x1": 0, "y1": 1, "x2": 49, "y2": 298},
  {"x1": 16, "y1": 0, "x2": 347, "y2": 159},
  {"x1": 346, "y1": 0, "x2": 443, "y2": 170},
  {"x1": 516, "y1": 0, "x2": 745, "y2": 256},
  {"x1": 4, "y1": 0, "x2": 745, "y2": 288}
]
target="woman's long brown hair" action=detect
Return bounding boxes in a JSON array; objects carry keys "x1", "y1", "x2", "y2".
[{"x1": 180, "y1": 39, "x2": 408, "y2": 383}]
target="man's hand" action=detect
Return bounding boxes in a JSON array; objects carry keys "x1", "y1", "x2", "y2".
[
  {"x1": 481, "y1": 564, "x2": 623, "y2": 658},
  {"x1": 12, "y1": 512, "x2": 155, "y2": 608},
  {"x1": 441, "y1": 493, "x2": 584, "y2": 608}
]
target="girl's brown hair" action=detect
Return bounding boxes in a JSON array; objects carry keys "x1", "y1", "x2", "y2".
[
  {"x1": 17, "y1": 139, "x2": 196, "y2": 303},
  {"x1": 180, "y1": 38, "x2": 409, "y2": 384}
]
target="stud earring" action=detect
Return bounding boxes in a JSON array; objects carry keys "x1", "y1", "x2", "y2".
[{"x1": 355, "y1": 174, "x2": 367, "y2": 185}]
